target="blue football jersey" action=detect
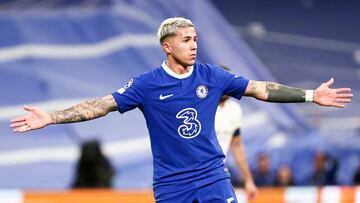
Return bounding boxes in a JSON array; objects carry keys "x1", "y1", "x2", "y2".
[{"x1": 112, "y1": 62, "x2": 249, "y2": 197}]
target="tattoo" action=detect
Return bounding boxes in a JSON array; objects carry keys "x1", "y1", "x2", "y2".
[
  {"x1": 266, "y1": 82, "x2": 306, "y2": 103},
  {"x1": 50, "y1": 95, "x2": 118, "y2": 124},
  {"x1": 247, "y1": 80, "x2": 257, "y2": 95}
]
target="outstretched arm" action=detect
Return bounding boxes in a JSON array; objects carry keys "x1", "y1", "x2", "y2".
[
  {"x1": 244, "y1": 78, "x2": 352, "y2": 108},
  {"x1": 10, "y1": 94, "x2": 118, "y2": 133},
  {"x1": 230, "y1": 135, "x2": 258, "y2": 200}
]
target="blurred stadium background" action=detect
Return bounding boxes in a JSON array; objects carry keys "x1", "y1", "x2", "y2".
[{"x1": 0, "y1": 0, "x2": 359, "y2": 202}]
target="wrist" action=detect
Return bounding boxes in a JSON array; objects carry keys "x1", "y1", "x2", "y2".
[
  {"x1": 305, "y1": 90, "x2": 314, "y2": 102},
  {"x1": 244, "y1": 178, "x2": 254, "y2": 185},
  {"x1": 48, "y1": 112, "x2": 55, "y2": 124}
]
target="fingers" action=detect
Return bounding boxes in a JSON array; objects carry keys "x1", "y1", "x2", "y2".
[
  {"x1": 335, "y1": 89, "x2": 353, "y2": 103},
  {"x1": 10, "y1": 116, "x2": 26, "y2": 123},
  {"x1": 331, "y1": 96, "x2": 350, "y2": 107},
  {"x1": 245, "y1": 184, "x2": 258, "y2": 200},
  {"x1": 10, "y1": 119, "x2": 31, "y2": 132},
  {"x1": 247, "y1": 189, "x2": 258, "y2": 200},
  {"x1": 10, "y1": 121, "x2": 27, "y2": 128},
  {"x1": 324, "y1": 78, "x2": 334, "y2": 87},
  {"x1": 332, "y1": 103, "x2": 346, "y2": 108},
  {"x1": 10, "y1": 105, "x2": 35, "y2": 133},
  {"x1": 333, "y1": 88, "x2": 352, "y2": 107},
  {"x1": 335, "y1": 98, "x2": 352, "y2": 103},
  {"x1": 336, "y1": 94, "x2": 353, "y2": 99},
  {"x1": 13, "y1": 125, "x2": 32, "y2": 133},
  {"x1": 248, "y1": 192, "x2": 256, "y2": 200},
  {"x1": 24, "y1": 105, "x2": 35, "y2": 112},
  {"x1": 10, "y1": 105, "x2": 33, "y2": 123},
  {"x1": 335, "y1": 88, "x2": 352, "y2": 94}
]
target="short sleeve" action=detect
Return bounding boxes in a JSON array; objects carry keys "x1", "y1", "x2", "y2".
[
  {"x1": 111, "y1": 77, "x2": 144, "y2": 113},
  {"x1": 212, "y1": 65, "x2": 249, "y2": 100}
]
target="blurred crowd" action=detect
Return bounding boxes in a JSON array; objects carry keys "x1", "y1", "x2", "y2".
[
  {"x1": 231, "y1": 151, "x2": 360, "y2": 188},
  {"x1": 71, "y1": 139, "x2": 360, "y2": 189}
]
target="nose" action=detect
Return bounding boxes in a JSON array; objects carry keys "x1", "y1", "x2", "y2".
[{"x1": 191, "y1": 40, "x2": 197, "y2": 51}]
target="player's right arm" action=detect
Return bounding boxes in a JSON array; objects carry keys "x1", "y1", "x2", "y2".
[{"x1": 10, "y1": 94, "x2": 118, "y2": 133}]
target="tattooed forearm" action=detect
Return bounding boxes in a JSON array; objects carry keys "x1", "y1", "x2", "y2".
[
  {"x1": 50, "y1": 95, "x2": 118, "y2": 124},
  {"x1": 247, "y1": 80, "x2": 257, "y2": 95},
  {"x1": 266, "y1": 82, "x2": 306, "y2": 103}
]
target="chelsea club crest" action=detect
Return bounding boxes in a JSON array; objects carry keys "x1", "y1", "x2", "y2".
[{"x1": 196, "y1": 85, "x2": 208, "y2": 98}]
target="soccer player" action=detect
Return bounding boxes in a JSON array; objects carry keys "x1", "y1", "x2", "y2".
[
  {"x1": 215, "y1": 67, "x2": 257, "y2": 199},
  {"x1": 10, "y1": 17, "x2": 352, "y2": 202}
]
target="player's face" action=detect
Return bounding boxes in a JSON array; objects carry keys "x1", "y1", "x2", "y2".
[{"x1": 167, "y1": 27, "x2": 197, "y2": 66}]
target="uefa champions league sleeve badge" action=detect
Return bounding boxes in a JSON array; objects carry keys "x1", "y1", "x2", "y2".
[{"x1": 117, "y1": 78, "x2": 134, "y2": 94}]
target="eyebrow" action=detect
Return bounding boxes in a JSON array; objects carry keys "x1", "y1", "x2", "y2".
[{"x1": 182, "y1": 35, "x2": 197, "y2": 39}]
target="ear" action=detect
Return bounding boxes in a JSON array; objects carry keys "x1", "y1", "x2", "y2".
[{"x1": 162, "y1": 42, "x2": 171, "y2": 54}]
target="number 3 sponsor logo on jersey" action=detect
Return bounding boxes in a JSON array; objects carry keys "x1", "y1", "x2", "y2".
[{"x1": 176, "y1": 108, "x2": 202, "y2": 139}]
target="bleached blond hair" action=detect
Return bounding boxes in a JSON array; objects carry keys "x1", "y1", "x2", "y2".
[{"x1": 157, "y1": 17, "x2": 194, "y2": 45}]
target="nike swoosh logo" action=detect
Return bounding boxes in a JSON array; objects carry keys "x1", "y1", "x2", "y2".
[{"x1": 159, "y1": 94, "x2": 174, "y2": 100}]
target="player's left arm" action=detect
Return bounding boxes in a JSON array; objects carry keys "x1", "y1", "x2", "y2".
[
  {"x1": 244, "y1": 78, "x2": 353, "y2": 108},
  {"x1": 230, "y1": 133, "x2": 258, "y2": 199}
]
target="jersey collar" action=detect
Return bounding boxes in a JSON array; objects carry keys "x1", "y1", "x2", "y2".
[{"x1": 161, "y1": 61, "x2": 194, "y2": 79}]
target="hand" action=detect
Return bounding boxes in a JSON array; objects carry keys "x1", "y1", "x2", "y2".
[
  {"x1": 244, "y1": 180, "x2": 258, "y2": 200},
  {"x1": 314, "y1": 78, "x2": 353, "y2": 108},
  {"x1": 10, "y1": 105, "x2": 52, "y2": 133}
]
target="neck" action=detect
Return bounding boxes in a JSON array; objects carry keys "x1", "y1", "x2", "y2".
[{"x1": 166, "y1": 57, "x2": 192, "y2": 75}]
